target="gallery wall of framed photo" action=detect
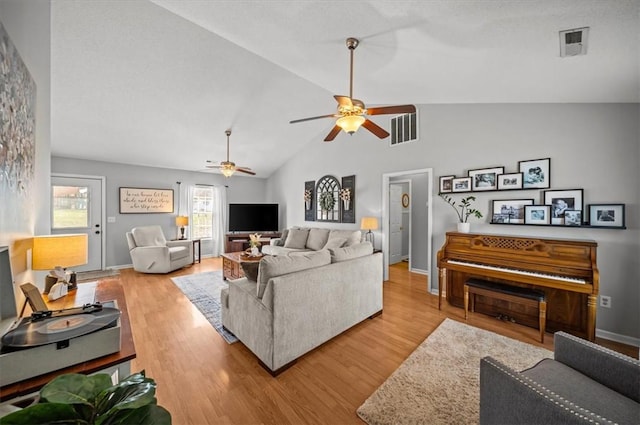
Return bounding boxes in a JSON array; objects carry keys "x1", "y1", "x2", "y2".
[{"x1": 439, "y1": 157, "x2": 626, "y2": 229}]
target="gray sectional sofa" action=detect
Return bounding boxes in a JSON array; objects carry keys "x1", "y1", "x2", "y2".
[
  {"x1": 221, "y1": 242, "x2": 383, "y2": 375},
  {"x1": 261, "y1": 227, "x2": 362, "y2": 256},
  {"x1": 480, "y1": 331, "x2": 640, "y2": 424}
]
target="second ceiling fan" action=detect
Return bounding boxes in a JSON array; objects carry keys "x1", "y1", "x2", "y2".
[
  {"x1": 205, "y1": 130, "x2": 255, "y2": 177},
  {"x1": 290, "y1": 37, "x2": 416, "y2": 142}
]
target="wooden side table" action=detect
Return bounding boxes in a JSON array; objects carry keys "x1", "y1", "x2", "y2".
[
  {"x1": 192, "y1": 239, "x2": 201, "y2": 263},
  {"x1": 221, "y1": 251, "x2": 263, "y2": 280}
]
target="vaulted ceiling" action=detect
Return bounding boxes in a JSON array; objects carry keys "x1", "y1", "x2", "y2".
[{"x1": 50, "y1": 0, "x2": 640, "y2": 177}]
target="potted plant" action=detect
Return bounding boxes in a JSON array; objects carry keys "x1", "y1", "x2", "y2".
[
  {"x1": 318, "y1": 191, "x2": 335, "y2": 219},
  {"x1": 249, "y1": 233, "x2": 262, "y2": 256},
  {"x1": 439, "y1": 194, "x2": 483, "y2": 233},
  {"x1": 0, "y1": 370, "x2": 171, "y2": 425}
]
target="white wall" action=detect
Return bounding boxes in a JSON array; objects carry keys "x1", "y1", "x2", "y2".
[{"x1": 265, "y1": 103, "x2": 640, "y2": 342}]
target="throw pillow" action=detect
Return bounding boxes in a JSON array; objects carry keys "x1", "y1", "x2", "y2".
[
  {"x1": 306, "y1": 228, "x2": 330, "y2": 251},
  {"x1": 328, "y1": 229, "x2": 361, "y2": 247},
  {"x1": 240, "y1": 261, "x2": 260, "y2": 282},
  {"x1": 329, "y1": 241, "x2": 373, "y2": 263},
  {"x1": 256, "y1": 250, "x2": 331, "y2": 298},
  {"x1": 323, "y1": 237, "x2": 346, "y2": 250},
  {"x1": 284, "y1": 228, "x2": 310, "y2": 249},
  {"x1": 277, "y1": 228, "x2": 289, "y2": 246}
]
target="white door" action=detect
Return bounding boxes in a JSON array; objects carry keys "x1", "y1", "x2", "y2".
[
  {"x1": 389, "y1": 184, "x2": 403, "y2": 265},
  {"x1": 51, "y1": 176, "x2": 103, "y2": 272}
]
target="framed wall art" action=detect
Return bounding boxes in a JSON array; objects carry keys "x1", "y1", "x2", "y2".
[
  {"x1": 497, "y1": 172, "x2": 523, "y2": 190},
  {"x1": 468, "y1": 166, "x2": 504, "y2": 191},
  {"x1": 588, "y1": 204, "x2": 625, "y2": 228},
  {"x1": 119, "y1": 187, "x2": 174, "y2": 213},
  {"x1": 564, "y1": 210, "x2": 582, "y2": 226},
  {"x1": 543, "y1": 189, "x2": 583, "y2": 225},
  {"x1": 519, "y1": 158, "x2": 550, "y2": 189},
  {"x1": 304, "y1": 180, "x2": 315, "y2": 221},
  {"x1": 452, "y1": 177, "x2": 471, "y2": 192},
  {"x1": 439, "y1": 175, "x2": 455, "y2": 193},
  {"x1": 492, "y1": 199, "x2": 534, "y2": 224},
  {"x1": 524, "y1": 205, "x2": 551, "y2": 225}
]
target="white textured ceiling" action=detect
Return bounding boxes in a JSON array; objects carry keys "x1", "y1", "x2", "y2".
[{"x1": 50, "y1": 0, "x2": 640, "y2": 177}]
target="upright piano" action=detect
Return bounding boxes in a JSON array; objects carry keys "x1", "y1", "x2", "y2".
[{"x1": 437, "y1": 232, "x2": 599, "y2": 341}]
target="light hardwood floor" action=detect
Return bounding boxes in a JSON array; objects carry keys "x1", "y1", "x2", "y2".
[{"x1": 112, "y1": 258, "x2": 637, "y2": 425}]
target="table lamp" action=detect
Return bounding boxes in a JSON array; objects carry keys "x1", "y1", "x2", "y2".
[
  {"x1": 360, "y1": 217, "x2": 379, "y2": 248},
  {"x1": 32, "y1": 234, "x2": 88, "y2": 300},
  {"x1": 176, "y1": 216, "x2": 189, "y2": 240}
]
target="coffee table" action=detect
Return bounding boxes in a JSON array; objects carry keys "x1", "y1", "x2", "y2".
[{"x1": 221, "y1": 251, "x2": 263, "y2": 280}]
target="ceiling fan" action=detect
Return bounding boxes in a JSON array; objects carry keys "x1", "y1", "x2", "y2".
[
  {"x1": 205, "y1": 130, "x2": 255, "y2": 177},
  {"x1": 290, "y1": 37, "x2": 416, "y2": 142}
]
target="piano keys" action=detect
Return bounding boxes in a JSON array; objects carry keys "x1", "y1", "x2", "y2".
[{"x1": 438, "y1": 232, "x2": 599, "y2": 341}]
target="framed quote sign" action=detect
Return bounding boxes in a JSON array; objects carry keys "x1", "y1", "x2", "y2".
[{"x1": 119, "y1": 187, "x2": 174, "y2": 213}]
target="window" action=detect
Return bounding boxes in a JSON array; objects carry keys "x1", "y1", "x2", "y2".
[
  {"x1": 191, "y1": 185, "x2": 214, "y2": 239},
  {"x1": 52, "y1": 185, "x2": 89, "y2": 229}
]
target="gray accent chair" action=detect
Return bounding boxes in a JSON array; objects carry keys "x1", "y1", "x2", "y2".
[
  {"x1": 125, "y1": 225, "x2": 193, "y2": 273},
  {"x1": 480, "y1": 331, "x2": 640, "y2": 424}
]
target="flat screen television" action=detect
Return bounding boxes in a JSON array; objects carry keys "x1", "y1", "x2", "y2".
[{"x1": 228, "y1": 203, "x2": 279, "y2": 233}]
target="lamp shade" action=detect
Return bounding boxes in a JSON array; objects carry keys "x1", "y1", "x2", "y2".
[
  {"x1": 175, "y1": 216, "x2": 189, "y2": 227},
  {"x1": 32, "y1": 234, "x2": 88, "y2": 270},
  {"x1": 336, "y1": 115, "x2": 365, "y2": 134},
  {"x1": 360, "y1": 217, "x2": 379, "y2": 231}
]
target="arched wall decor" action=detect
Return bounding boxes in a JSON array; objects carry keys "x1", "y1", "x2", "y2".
[
  {"x1": 304, "y1": 174, "x2": 356, "y2": 223},
  {"x1": 316, "y1": 175, "x2": 340, "y2": 222}
]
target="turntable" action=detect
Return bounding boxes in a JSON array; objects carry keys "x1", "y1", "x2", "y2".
[{"x1": 0, "y1": 249, "x2": 122, "y2": 387}]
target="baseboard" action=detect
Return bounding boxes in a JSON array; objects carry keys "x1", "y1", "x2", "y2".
[
  {"x1": 596, "y1": 328, "x2": 640, "y2": 348},
  {"x1": 110, "y1": 264, "x2": 132, "y2": 270},
  {"x1": 410, "y1": 267, "x2": 428, "y2": 275}
]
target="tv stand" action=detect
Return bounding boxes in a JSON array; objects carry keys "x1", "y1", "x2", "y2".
[{"x1": 225, "y1": 232, "x2": 281, "y2": 253}]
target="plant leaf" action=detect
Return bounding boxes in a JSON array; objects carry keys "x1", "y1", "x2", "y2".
[
  {"x1": 41, "y1": 373, "x2": 113, "y2": 406},
  {"x1": 94, "y1": 372, "x2": 158, "y2": 420},
  {"x1": 0, "y1": 403, "x2": 83, "y2": 425},
  {"x1": 97, "y1": 405, "x2": 171, "y2": 425}
]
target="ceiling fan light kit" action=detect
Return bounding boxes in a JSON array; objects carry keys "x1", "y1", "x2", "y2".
[{"x1": 290, "y1": 37, "x2": 416, "y2": 142}]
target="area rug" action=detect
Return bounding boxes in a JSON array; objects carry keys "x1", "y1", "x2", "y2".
[
  {"x1": 170, "y1": 271, "x2": 238, "y2": 344},
  {"x1": 357, "y1": 318, "x2": 553, "y2": 425},
  {"x1": 76, "y1": 269, "x2": 120, "y2": 282}
]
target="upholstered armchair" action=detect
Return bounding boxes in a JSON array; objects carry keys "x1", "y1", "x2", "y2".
[{"x1": 126, "y1": 225, "x2": 193, "y2": 273}]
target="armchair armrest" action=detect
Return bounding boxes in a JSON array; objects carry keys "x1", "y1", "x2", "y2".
[
  {"x1": 554, "y1": 331, "x2": 640, "y2": 402},
  {"x1": 167, "y1": 239, "x2": 191, "y2": 249}
]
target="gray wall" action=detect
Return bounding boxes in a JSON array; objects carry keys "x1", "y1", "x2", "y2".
[
  {"x1": 52, "y1": 157, "x2": 267, "y2": 267},
  {"x1": 265, "y1": 103, "x2": 640, "y2": 342}
]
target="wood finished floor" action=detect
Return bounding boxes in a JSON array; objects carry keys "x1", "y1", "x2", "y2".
[{"x1": 114, "y1": 257, "x2": 637, "y2": 425}]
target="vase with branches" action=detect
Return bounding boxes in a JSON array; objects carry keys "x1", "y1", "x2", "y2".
[{"x1": 439, "y1": 194, "x2": 483, "y2": 232}]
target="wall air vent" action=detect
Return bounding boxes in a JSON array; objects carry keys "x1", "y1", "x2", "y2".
[
  {"x1": 559, "y1": 27, "x2": 589, "y2": 57},
  {"x1": 390, "y1": 111, "x2": 418, "y2": 147}
]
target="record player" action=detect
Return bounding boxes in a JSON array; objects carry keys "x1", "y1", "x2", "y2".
[{"x1": 0, "y1": 249, "x2": 122, "y2": 387}]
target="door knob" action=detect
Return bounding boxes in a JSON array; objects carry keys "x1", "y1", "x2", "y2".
[{"x1": 95, "y1": 230, "x2": 101, "y2": 234}]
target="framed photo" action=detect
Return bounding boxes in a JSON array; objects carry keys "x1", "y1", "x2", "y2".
[
  {"x1": 497, "y1": 172, "x2": 523, "y2": 190},
  {"x1": 543, "y1": 189, "x2": 583, "y2": 225},
  {"x1": 468, "y1": 167, "x2": 504, "y2": 191},
  {"x1": 524, "y1": 205, "x2": 551, "y2": 225},
  {"x1": 588, "y1": 204, "x2": 625, "y2": 228},
  {"x1": 452, "y1": 177, "x2": 471, "y2": 192},
  {"x1": 119, "y1": 187, "x2": 174, "y2": 213},
  {"x1": 492, "y1": 199, "x2": 535, "y2": 224},
  {"x1": 519, "y1": 158, "x2": 550, "y2": 189},
  {"x1": 564, "y1": 210, "x2": 582, "y2": 226},
  {"x1": 439, "y1": 175, "x2": 455, "y2": 193}
]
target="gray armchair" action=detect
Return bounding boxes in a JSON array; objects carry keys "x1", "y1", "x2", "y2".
[
  {"x1": 126, "y1": 225, "x2": 193, "y2": 273},
  {"x1": 480, "y1": 331, "x2": 640, "y2": 424}
]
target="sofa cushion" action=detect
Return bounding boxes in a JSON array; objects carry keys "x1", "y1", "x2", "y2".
[
  {"x1": 323, "y1": 237, "x2": 346, "y2": 250},
  {"x1": 284, "y1": 228, "x2": 310, "y2": 249},
  {"x1": 306, "y1": 228, "x2": 331, "y2": 250},
  {"x1": 329, "y1": 242, "x2": 373, "y2": 263},
  {"x1": 256, "y1": 250, "x2": 331, "y2": 298},
  {"x1": 276, "y1": 228, "x2": 290, "y2": 247},
  {"x1": 241, "y1": 261, "x2": 260, "y2": 282},
  {"x1": 328, "y1": 229, "x2": 361, "y2": 247},
  {"x1": 132, "y1": 225, "x2": 167, "y2": 247}
]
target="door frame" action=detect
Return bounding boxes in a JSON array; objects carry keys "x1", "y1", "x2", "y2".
[
  {"x1": 51, "y1": 173, "x2": 107, "y2": 271},
  {"x1": 389, "y1": 179, "x2": 412, "y2": 268},
  {"x1": 382, "y1": 168, "x2": 433, "y2": 293}
]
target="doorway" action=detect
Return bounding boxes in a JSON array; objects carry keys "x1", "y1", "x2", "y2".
[
  {"x1": 389, "y1": 180, "x2": 411, "y2": 267},
  {"x1": 51, "y1": 174, "x2": 106, "y2": 272},
  {"x1": 382, "y1": 168, "x2": 433, "y2": 293}
]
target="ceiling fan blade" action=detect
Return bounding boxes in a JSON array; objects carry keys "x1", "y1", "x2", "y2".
[
  {"x1": 366, "y1": 104, "x2": 416, "y2": 116},
  {"x1": 362, "y1": 119, "x2": 390, "y2": 139},
  {"x1": 290, "y1": 114, "x2": 338, "y2": 124},
  {"x1": 324, "y1": 125, "x2": 342, "y2": 142},
  {"x1": 334, "y1": 95, "x2": 353, "y2": 108},
  {"x1": 236, "y1": 167, "x2": 256, "y2": 176},
  {"x1": 205, "y1": 164, "x2": 222, "y2": 169}
]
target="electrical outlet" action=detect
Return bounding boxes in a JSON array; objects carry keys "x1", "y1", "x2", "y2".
[{"x1": 600, "y1": 295, "x2": 612, "y2": 308}]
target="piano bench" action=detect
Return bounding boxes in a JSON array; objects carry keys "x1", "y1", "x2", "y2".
[{"x1": 464, "y1": 278, "x2": 547, "y2": 343}]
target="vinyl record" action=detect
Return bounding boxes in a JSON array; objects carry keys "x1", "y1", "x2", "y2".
[{"x1": 1, "y1": 307, "x2": 120, "y2": 348}]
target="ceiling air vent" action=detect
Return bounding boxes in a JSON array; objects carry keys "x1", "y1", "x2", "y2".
[
  {"x1": 390, "y1": 111, "x2": 418, "y2": 146},
  {"x1": 559, "y1": 27, "x2": 589, "y2": 57}
]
